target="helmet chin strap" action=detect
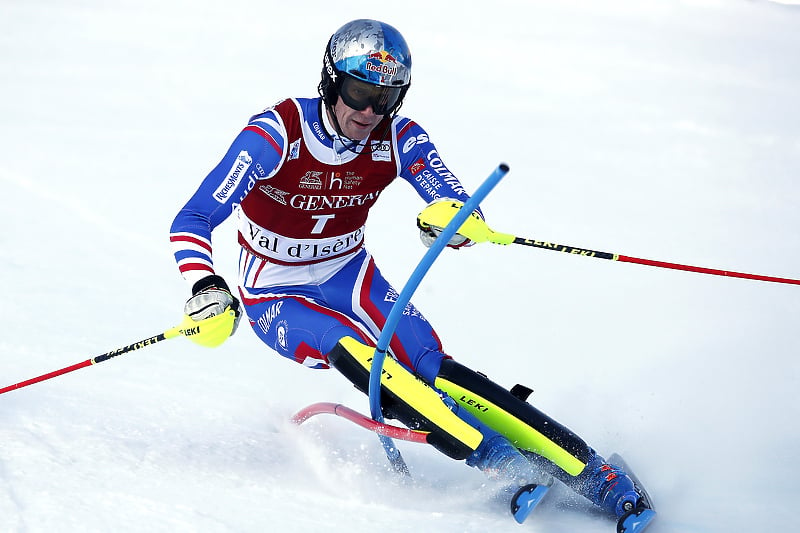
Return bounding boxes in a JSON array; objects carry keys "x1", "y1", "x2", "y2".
[
  {"x1": 323, "y1": 100, "x2": 394, "y2": 155},
  {"x1": 324, "y1": 102, "x2": 355, "y2": 143}
]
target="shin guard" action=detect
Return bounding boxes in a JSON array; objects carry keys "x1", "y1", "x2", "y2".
[
  {"x1": 327, "y1": 337, "x2": 483, "y2": 460},
  {"x1": 434, "y1": 359, "x2": 592, "y2": 476}
]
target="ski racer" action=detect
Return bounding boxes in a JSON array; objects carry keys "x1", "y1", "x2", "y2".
[{"x1": 169, "y1": 18, "x2": 651, "y2": 527}]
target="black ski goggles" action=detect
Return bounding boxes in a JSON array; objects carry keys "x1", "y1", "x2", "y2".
[{"x1": 338, "y1": 75, "x2": 405, "y2": 116}]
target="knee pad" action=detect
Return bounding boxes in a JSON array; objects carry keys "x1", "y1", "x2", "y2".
[
  {"x1": 434, "y1": 359, "x2": 592, "y2": 476},
  {"x1": 327, "y1": 337, "x2": 483, "y2": 461}
]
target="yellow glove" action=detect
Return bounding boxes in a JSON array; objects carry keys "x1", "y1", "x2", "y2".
[
  {"x1": 182, "y1": 275, "x2": 241, "y2": 347},
  {"x1": 178, "y1": 308, "x2": 239, "y2": 348},
  {"x1": 416, "y1": 199, "x2": 514, "y2": 247}
]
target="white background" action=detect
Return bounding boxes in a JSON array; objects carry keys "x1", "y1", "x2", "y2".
[{"x1": 1, "y1": 1, "x2": 799, "y2": 531}]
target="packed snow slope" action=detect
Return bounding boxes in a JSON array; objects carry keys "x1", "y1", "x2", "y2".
[{"x1": 1, "y1": 1, "x2": 799, "y2": 531}]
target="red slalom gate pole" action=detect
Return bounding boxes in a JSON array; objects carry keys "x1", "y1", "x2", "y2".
[{"x1": 291, "y1": 402, "x2": 429, "y2": 444}]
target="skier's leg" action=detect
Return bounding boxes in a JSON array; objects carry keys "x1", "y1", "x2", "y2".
[
  {"x1": 328, "y1": 336, "x2": 482, "y2": 460},
  {"x1": 434, "y1": 359, "x2": 593, "y2": 472},
  {"x1": 242, "y1": 288, "x2": 373, "y2": 369},
  {"x1": 327, "y1": 336, "x2": 548, "y2": 487},
  {"x1": 332, "y1": 251, "x2": 453, "y2": 385},
  {"x1": 244, "y1": 252, "x2": 551, "y2": 519},
  {"x1": 434, "y1": 359, "x2": 643, "y2": 518}
]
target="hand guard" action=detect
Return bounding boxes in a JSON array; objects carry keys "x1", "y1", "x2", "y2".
[
  {"x1": 417, "y1": 198, "x2": 487, "y2": 249},
  {"x1": 184, "y1": 275, "x2": 242, "y2": 337}
]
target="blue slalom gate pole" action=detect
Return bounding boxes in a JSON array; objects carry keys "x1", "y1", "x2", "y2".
[{"x1": 368, "y1": 163, "x2": 510, "y2": 473}]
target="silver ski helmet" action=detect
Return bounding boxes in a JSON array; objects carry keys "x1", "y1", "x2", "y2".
[{"x1": 320, "y1": 19, "x2": 412, "y2": 116}]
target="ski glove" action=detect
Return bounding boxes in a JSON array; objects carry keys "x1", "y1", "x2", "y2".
[
  {"x1": 184, "y1": 275, "x2": 242, "y2": 336},
  {"x1": 417, "y1": 198, "x2": 486, "y2": 249},
  {"x1": 418, "y1": 225, "x2": 471, "y2": 249}
]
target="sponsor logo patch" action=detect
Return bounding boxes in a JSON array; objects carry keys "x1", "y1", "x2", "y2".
[
  {"x1": 258, "y1": 184, "x2": 289, "y2": 205},
  {"x1": 409, "y1": 158, "x2": 426, "y2": 175},
  {"x1": 288, "y1": 139, "x2": 301, "y2": 160},
  {"x1": 213, "y1": 151, "x2": 252, "y2": 203},
  {"x1": 299, "y1": 171, "x2": 324, "y2": 189},
  {"x1": 371, "y1": 141, "x2": 391, "y2": 162}
]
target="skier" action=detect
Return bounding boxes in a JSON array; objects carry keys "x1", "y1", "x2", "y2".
[{"x1": 170, "y1": 18, "x2": 651, "y2": 527}]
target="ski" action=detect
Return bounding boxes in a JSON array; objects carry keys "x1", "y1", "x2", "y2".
[
  {"x1": 617, "y1": 507, "x2": 657, "y2": 533},
  {"x1": 510, "y1": 482, "x2": 551, "y2": 524},
  {"x1": 608, "y1": 453, "x2": 657, "y2": 533}
]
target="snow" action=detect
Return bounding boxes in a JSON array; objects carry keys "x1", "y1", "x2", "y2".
[{"x1": 1, "y1": 0, "x2": 799, "y2": 531}]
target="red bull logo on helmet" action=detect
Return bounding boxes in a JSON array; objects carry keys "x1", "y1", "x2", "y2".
[
  {"x1": 365, "y1": 62, "x2": 398, "y2": 77},
  {"x1": 368, "y1": 51, "x2": 397, "y2": 63},
  {"x1": 366, "y1": 50, "x2": 399, "y2": 77}
]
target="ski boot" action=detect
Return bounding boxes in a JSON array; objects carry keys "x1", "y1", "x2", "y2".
[
  {"x1": 467, "y1": 433, "x2": 553, "y2": 523},
  {"x1": 578, "y1": 454, "x2": 655, "y2": 532},
  {"x1": 608, "y1": 453, "x2": 656, "y2": 533}
]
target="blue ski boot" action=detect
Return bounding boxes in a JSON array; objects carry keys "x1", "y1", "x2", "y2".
[
  {"x1": 440, "y1": 395, "x2": 552, "y2": 523},
  {"x1": 467, "y1": 434, "x2": 543, "y2": 484},
  {"x1": 609, "y1": 453, "x2": 656, "y2": 533},
  {"x1": 467, "y1": 434, "x2": 553, "y2": 523},
  {"x1": 578, "y1": 454, "x2": 641, "y2": 518}
]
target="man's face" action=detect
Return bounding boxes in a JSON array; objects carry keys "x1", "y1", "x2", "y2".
[{"x1": 330, "y1": 97, "x2": 384, "y2": 141}]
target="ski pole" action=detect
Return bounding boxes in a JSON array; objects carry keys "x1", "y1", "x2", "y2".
[
  {"x1": 0, "y1": 309, "x2": 237, "y2": 396},
  {"x1": 417, "y1": 202, "x2": 799, "y2": 286},
  {"x1": 0, "y1": 328, "x2": 181, "y2": 395},
  {"x1": 368, "y1": 163, "x2": 510, "y2": 474},
  {"x1": 491, "y1": 233, "x2": 800, "y2": 286}
]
